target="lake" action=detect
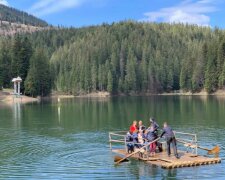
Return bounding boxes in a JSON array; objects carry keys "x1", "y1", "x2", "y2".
[{"x1": 0, "y1": 96, "x2": 224, "y2": 179}]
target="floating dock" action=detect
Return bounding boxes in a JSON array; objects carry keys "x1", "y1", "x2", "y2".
[
  {"x1": 113, "y1": 149, "x2": 221, "y2": 169},
  {"x1": 109, "y1": 131, "x2": 221, "y2": 169}
]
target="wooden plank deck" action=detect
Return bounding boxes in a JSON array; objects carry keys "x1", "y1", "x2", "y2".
[{"x1": 113, "y1": 149, "x2": 221, "y2": 169}]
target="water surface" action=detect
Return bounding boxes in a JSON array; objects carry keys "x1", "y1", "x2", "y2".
[{"x1": 0, "y1": 96, "x2": 224, "y2": 179}]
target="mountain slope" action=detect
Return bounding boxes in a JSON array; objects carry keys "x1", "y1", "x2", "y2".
[
  {"x1": 48, "y1": 22, "x2": 225, "y2": 95},
  {"x1": 0, "y1": 20, "x2": 49, "y2": 36},
  {"x1": 1, "y1": 10, "x2": 225, "y2": 96},
  {"x1": 0, "y1": 4, "x2": 49, "y2": 36},
  {"x1": 0, "y1": 4, "x2": 48, "y2": 27}
]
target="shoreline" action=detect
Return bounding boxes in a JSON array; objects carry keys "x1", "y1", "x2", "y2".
[
  {"x1": 75, "y1": 91, "x2": 110, "y2": 98},
  {"x1": 53, "y1": 90, "x2": 225, "y2": 98},
  {"x1": 51, "y1": 91, "x2": 110, "y2": 98},
  {"x1": 0, "y1": 89, "x2": 39, "y2": 105},
  {"x1": 1, "y1": 95, "x2": 39, "y2": 105},
  {"x1": 2, "y1": 89, "x2": 225, "y2": 106},
  {"x1": 156, "y1": 90, "x2": 225, "y2": 96}
]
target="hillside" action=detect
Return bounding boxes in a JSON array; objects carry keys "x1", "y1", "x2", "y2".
[
  {"x1": 0, "y1": 4, "x2": 49, "y2": 36},
  {"x1": 1, "y1": 21, "x2": 225, "y2": 96},
  {"x1": 49, "y1": 22, "x2": 225, "y2": 95},
  {"x1": 0, "y1": 4, "x2": 48, "y2": 27},
  {"x1": 0, "y1": 20, "x2": 49, "y2": 36}
]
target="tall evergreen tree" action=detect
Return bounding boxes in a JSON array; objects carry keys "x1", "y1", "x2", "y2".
[
  {"x1": 140, "y1": 45, "x2": 148, "y2": 92},
  {"x1": 91, "y1": 63, "x2": 97, "y2": 91},
  {"x1": 125, "y1": 48, "x2": 137, "y2": 92},
  {"x1": 107, "y1": 71, "x2": 113, "y2": 93},
  {"x1": 11, "y1": 35, "x2": 22, "y2": 78},
  {"x1": 204, "y1": 45, "x2": 218, "y2": 93},
  {"x1": 218, "y1": 61, "x2": 225, "y2": 88},
  {"x1": 25, "y1": 48, "x2": 51, "y2": 97},
  {"x1": 0, "y1": 40, "x2": 11, "y2": 88},
  {"x1": 10, "y1": 36, "x2": 32, "y2": 93},
  {"x1": 218, "y1": 38, "x2": 225, "y2": 88}
]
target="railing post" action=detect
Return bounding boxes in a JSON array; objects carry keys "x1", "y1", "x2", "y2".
[
  {"x1": 195, "y1": 134, "x2": 198, "y2": 155},
  {"x1": 109, "y1": 132, "x2": 112, "y2": 150},
  {"x1": 124, "y1": 136, "x2": 127, "y2": 152}
]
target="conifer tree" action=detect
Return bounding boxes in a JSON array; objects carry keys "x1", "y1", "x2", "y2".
[
  {"x1": 25, "y1": 48, "x2": 51, "y2": 97},
  {"x1": 205, "y1": 45, "x2": 218, "y2": 93},
  {"x1": 107, "y1": 71, "x2": 113, "y2": 93}
]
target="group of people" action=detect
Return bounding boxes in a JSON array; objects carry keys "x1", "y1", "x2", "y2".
[{"x1": 126, "y1": 118, "x2": 179, "y2": 159}]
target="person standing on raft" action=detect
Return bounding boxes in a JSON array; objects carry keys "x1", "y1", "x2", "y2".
[
  {"x1": 149, "y1": 117, "x2": 163, "y2": 152},
  {"x1": 160, "y1": 122, "x2": 179, "y2": 159},
  {"x1": 149, "y1": 117, "x2": 159, "y2": 132},
  {"x1": 138, "y1": 120, "x2": 146, "y2": 132},
  {"x1": 130, "y1": 120, "x2": 137, "y2": 133},
  {"x1": 146, "y1": 126, "x2": 157, "y2": 156}
]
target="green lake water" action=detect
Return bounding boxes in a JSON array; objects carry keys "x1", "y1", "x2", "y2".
[{"x1": 0, "y1": 96, "x2": 224, "y2": 179}]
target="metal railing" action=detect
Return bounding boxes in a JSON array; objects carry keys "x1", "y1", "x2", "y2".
[
  {"x1": 109, "y1": 130, "x2": 198, "y2": 155},
  {"x1": 109, "y1": 131, "x2": 127, "y2": 150},
  {"x1": 109, "y1": 131, "x2": 163, "y2": 159},
  {"x1": 174, "y1": 131, "x2": 198, "y2": 155}
]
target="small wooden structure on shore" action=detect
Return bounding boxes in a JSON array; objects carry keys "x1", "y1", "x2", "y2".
[
  {"x1": 12, "y1": 76, "x2": 22, "y2": 102},
  {"x1": 109, "y1": 131, "x2": 221, "y2": 169}
]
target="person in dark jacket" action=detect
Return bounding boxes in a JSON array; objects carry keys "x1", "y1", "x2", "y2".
[
  {"x1": 160, "y1": 122, "x2": 179, "y2": 159},
  {"x1": 146, "y1": 126, "x2": 157, "y2": 156},
  {"x1": 149, "y1": 117, "x2": 163, "y2": 152},
  {"x1": 126, "y1": 131, "x2": 134, "y2": 153},
  {"x1": 146, "y1": 127, "x2": 157, "y2": 142},
  {"x1": 132, "y1": 131, "x2": 138, "y2": 143},
  {"x1": 150, "y1": 117, "x2": 159, "y2": 132}
]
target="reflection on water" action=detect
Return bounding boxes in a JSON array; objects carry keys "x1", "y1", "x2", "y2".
[
  {"x1": 0, "y1": 96, "x2": 225, "y2": 179},
  {"x1": 57, "y1": 98, "x2": 61, "y2": 123},
  {"x1": 12, "y1": 102, "x2": 21, "y2": 128},
  {"x1": 58, "y1": 106, "x2": 61, "y2": 123}
]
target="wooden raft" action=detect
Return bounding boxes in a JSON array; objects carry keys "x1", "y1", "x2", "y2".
[{"x1": 113, "y1": 149, "x2": 221, "y2": 169}]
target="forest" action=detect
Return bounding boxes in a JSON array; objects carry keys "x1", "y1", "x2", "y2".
[
  {"x1": 1, "y1": 21, "x2": 225, "y2": 96},
  {"x1": 0, "y1": 4, "x2": 48, "y2": 27}
]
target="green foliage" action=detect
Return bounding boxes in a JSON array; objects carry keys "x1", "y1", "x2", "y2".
[
  {"x1": 191, "y1": 44, "x2": 205, "y2": 92},
  {"x1": 91, "y1": 64, "x2": 97, "y2": 92},
  {"x1": 2, "y1": 21, "x2": 225, "y2": 95},
  {"x1": 218, "y1": 38, "x2": 225, "y2": 88},
  {"x1": 47, "y1": 22, "x2": 225, "y2": 94},
  {"x1": 25, "y1": 48, "x2": 51, "y2": 97},
  {"x1": 218, "y1": 62, "x2": 225, "y2": 88},
  {"x1": 204, "y1": 43, "x2": 218, "y2": 93},
  {"x1": 107, "y1": 71, "x2": 113, "y2": 93},
  {"x1": 125, "y1": 48, "x2": 137, "y2": 92},
  {"x1": 0, "y1": 39, "x2": 11, "y2": 88},
  {"x1": 11, "y1": 36, "x2": 32, "y2": 92},
  {"x1": 0, "y1": 4, "x2": 48, "y2": 26}
]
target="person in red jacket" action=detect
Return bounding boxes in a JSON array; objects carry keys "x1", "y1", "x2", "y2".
[{"x1": 129, "y1": 120, "x2": 137, "y2": 133}]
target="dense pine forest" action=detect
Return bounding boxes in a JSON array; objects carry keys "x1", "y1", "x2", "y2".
[
  {"x1": 0, "y1": 4, "x2": 48, "y2": 27},
  {"x1": 1, "y1": 21, "x2": 225, "y2": 96}
]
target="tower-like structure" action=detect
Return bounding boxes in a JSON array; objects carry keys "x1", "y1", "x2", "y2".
[{"x1": 12, "y1": 77, "x2": 22, "y2": 96}]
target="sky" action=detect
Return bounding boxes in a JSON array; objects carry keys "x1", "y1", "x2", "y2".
[{"x1": 1, "y1": 0, "x2": 225, "y2": 28}]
